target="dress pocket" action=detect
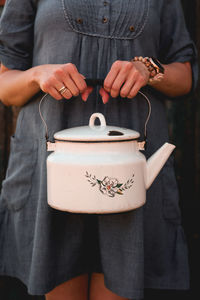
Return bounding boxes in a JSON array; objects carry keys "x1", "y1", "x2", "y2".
[{"x1": 1, "y1": 136, "x2": 38, "y2": 211}]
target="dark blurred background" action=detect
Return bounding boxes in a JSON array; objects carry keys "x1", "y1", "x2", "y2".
[{"x1": 0, "y1": 0, "x2": 200, "y2": 299}]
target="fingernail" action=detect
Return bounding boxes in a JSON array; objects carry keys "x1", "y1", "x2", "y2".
[{"x1": 81, "y1": 94, "x2": 88, "y2": 102}]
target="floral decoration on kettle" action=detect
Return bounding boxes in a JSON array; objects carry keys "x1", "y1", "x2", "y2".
[{"x1": 85, "y1": 172, "x2": 134, "y2": 197}]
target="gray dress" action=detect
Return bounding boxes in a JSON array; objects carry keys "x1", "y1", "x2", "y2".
[{"x1": 0, "y1": 0, "x2": 198, "y2": 298}]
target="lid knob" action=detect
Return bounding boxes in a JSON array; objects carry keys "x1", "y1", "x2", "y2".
[{"x1": 89, "y1": 113, "x2": 106, "y2": 129}]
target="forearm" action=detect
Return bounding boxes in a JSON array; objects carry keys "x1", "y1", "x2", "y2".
[
  {"x1": 0, "y1": 66, "x2": 40, "y2": 106},
  {"x1": 149, "y1": 62, "x2": 192, "y2": 98},
  {"x1": 0, "y1": 63, "x2": 90, "y2": 106}
]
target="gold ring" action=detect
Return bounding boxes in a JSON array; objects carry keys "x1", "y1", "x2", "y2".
[{"x1": 58, "y1": 86, "x2": 67, "y2": 94}]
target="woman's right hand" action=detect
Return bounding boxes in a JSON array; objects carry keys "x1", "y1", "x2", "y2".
[{"x1": 33, "y1": 63, "x2": 93, "y2": 101}]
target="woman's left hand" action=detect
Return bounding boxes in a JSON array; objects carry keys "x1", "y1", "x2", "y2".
[{"x1": 101, "y1": 60, "x2": 150, "y2": 104}]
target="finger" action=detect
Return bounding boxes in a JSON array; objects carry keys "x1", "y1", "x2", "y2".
[
  {"x1": 80, "y1": 74, "x2": 86, "y2": 80},
  {"x1": 81, "y1": 86, "x2": 93, "y2": 102},
  {"x1": 109, "y1": 70, "x2": 128, "y2": 98},
  {"x1": 99, "y1": 87, "x2": 110, "y2": 104},
  {"x1": 49, "y1": 70, "x2": 75, "y2": 99},
  {"x1": 127, "y1": 81, "x2": 142, "y2": 99},
  {"x1": 60, "y1": 88, "x2": 73, "y2": 99},
  {"x1": 65, "y1": 64, "x2": 87, "y2": 93},
  {"x1": 41, "y1": 77, "x2": 68, "y2": 100},
  {"x1": 70, "y1": 74, "x2": 87, "y2": 94},
  {"x1": 48, "y1": 86, "x2": 64, "y2": 101},
  {"x1": 55, "y1": 80, "x2": 73, "y2": 100},
  {"x1": 57, "y1": 64, "x2": 87, "y2": 95},
  {"x1": 120, "y1": 75, "x2": 136, "y2": 98},
  {"x1": 104, "y1": 61, "x2": 121, "y2": 93},
  {"x1": 63, "y1": 75, "x2": 80, "y2": 97},
  {"x1": 110, "y1": 61, "x2": 137, "y2": 98},
  {"x1": 54, "y1": 67, "x2": 80, "y2": 96}
]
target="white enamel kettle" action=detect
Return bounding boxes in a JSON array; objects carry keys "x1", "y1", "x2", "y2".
[{"x1": 39, "y1": 90, "x2": 175, "y2": 213}]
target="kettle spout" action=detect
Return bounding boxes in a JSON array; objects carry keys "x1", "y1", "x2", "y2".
[{"x1": 146, "y1": 143, "x2": 175, "y2": 189}]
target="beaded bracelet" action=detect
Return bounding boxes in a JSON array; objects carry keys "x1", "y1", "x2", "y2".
[{"x1": 132, "y1": 56, "x2": 164, "y2": 83}]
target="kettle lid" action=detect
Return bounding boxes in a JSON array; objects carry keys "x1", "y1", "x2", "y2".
[{"x1": 54, "y1": 113, "x2": 140, "y2": 142}]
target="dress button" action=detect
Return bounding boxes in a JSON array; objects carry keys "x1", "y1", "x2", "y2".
[
  {"x1": 102, "y1": 17, "x2": 108, "y2": 23},
  {"x1": 129, "y1": 25, "x2": 135, "y2": 32},
  {"x1": 76, "y1": 18, "x2": 83, "y2": 24}
]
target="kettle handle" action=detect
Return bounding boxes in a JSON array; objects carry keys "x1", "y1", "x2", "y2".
[
  {"x1": 84, "y1": 79, "x2": 151, "y2": 143},
  {"x1": 38, "y1": 78, "x2": 105, "y2": 140},
  {"x1": 85, "y1": 78, "x2": 104, "y2": 86},
  {"x1": 39, "y1": 93, "x2": 49, "y2": 140},
  {"x1": 138, "y1": 90, "x2": 151, "y2": 145},
  {"x1": 39, "y1": 81, "x2": 151, "y2": 144}
]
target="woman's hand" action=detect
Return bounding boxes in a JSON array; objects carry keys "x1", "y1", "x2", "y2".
[
  {"x1": 102, "y1": 60, "x2": 150, "y2": 104},
  {"x1": 33, "y1": 63, "x2": 93, "y2": 101}
]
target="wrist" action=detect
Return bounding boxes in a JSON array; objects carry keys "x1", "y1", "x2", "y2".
[
  {"x1": 28, "y1": 65, "x2": 42, "y2": 91},
  {"x1": 131, "y1": 60, "x2": 150, "y2": 83},
  {"x1": 132, "y1": 56, "x2": 165, "y2": 84}
]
